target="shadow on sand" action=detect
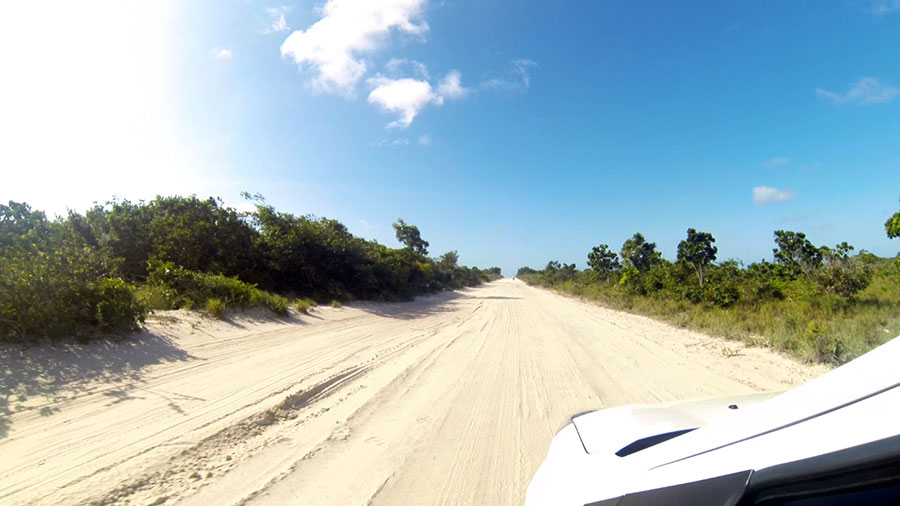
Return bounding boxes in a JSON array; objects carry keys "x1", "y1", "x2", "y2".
[
  {"x1": 352, "y1": 290, "x2": 468, "y2": 320},
  {"x1": 0, "y1": 330, "x2": 194, "y2": 439}
]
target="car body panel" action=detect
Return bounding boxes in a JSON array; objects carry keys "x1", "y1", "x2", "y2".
[
  {"x1": 526, "y1": 336, "x2": 900, "y2": 506},
  {"x1": 571, "y1": 392, "x2": 780, "y2": 455}
]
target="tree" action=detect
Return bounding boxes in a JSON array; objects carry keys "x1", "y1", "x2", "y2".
[
  {"x1": 587, "y1": 244, "x2": 620, "y2": 279},
  {"x1": 620, "y1": 233, "x2": 662, "y2": 273},
  {"x1": 816, "y1": 242, "x2": 871, "y2": 300},
  {"x1": 438, "y1": 250, "x2": 459, "y2": 270},
  {"x1": 886, "y1": 197, "x2": 900, "y2": 258},
  {"x1": 393, "y1": 218, "x2": 429, "y2": 256},
  {"x1": 676, "y1": 228, "x2": 717, "y2": 286},
  {"x1": 773, "y1": 230, "x2": 822, "y2": 278},
  {"x1": 516, "y1": 266, "x2": 536, "y2": 277},
  {"x1": 541, "y1": 260, "x2": 576, "y2": 284}
]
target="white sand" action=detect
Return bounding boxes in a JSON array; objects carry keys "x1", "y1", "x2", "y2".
[{"x1": 0, "y1": 279, "x2": 828, "y2": 505}]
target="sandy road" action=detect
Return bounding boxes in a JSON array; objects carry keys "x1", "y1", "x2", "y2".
[{"x1": 0, "y1": 279, "x2": 827, "y2": 505}]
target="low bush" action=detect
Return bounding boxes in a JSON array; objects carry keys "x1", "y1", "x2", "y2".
[
  {"x1": 91, "y1": 278, "x2": 146, "y2": 332},
  {"x1": 260, "y1": 293, "x2": 289, "y2": 315},
  {"x1": 295, "y1": 298, "x2": 317, "y2": 314},
  {"x1": 147, "y1": 261, "x2": 288, "y2": 316},
  {"x1": 136, "y1": 284, "x2": 174, "y2": 310},
  {"x1": 1, "y1": 198, "x2": 497, "y2": 343},
  {"x1": 205, "y1": 298, "x2": 227, "y2": 319},
  {"x1": 521, "y1": 258, "x2": 900, "y2": 364},
  {"x1": 0, "y1": 245, "x2": 145, "y2": 342}
]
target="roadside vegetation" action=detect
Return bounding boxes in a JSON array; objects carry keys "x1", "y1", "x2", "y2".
[
  {"x1": 0, "y1": 196, "x2": 500, "y2": 343},
  {"x1": 519, "y1": 199, "x2": 900, "y2": 364}
]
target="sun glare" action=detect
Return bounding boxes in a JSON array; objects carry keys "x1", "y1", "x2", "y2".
[{"x1": 0, "y1": 1, "x2": 198, "y2": 216}]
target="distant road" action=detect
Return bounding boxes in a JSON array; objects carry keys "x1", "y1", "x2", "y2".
[{"x1": 0, "y1": 279, "x2": 826, "y2": 505}]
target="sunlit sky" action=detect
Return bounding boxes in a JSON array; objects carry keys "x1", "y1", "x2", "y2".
[{"x1": 2, "y1": 1, "x2": 900, "y2": 274}]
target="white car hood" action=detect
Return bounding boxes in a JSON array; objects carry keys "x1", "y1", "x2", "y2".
[
  {"x1": 571, "y1": 392, "x2": 779, "y2": 455},
  {"x1": 527, "y1": 336, "x2": 900, "y2": 506}
]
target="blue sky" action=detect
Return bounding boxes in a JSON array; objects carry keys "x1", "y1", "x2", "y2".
[{"x1": 2, "y1": 1, "x2": 900, "y2": 275}]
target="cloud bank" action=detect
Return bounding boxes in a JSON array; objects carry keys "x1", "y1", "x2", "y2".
[
  {"x1": 280, "y1": 0, "x2": 428, "y2": 94},
  {"x1": 280, "y1": 1, "x2": 535, "y2": 128}
]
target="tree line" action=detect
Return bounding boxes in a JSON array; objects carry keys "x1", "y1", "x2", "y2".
[
  {"x1": 0, "y1": 195, "x2": 501, "y2": 342},
  {"x1": 518, "y1": 199, "x2": 900, "y2": 363},
  {"x1": 521, "y1": 229, "x2": 874, "y2": 303}
]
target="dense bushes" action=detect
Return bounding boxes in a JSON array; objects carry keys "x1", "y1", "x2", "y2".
[
  {"x1": 0, "y1": 196, "x2": 500, "y2": 343},
  {"x1": 145, "y1": 261, "x2": 289, "y2": 315},
  {"x1": 520, "y1": 222, "x2": 900, "y2": 364},
  {"x1": 0, "y1": 202, "x2": 143, "y2": 341}
]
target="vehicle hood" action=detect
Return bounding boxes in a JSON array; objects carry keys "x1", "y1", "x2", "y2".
[{"x1": 571, "y1": 392, "x2": 780, "y2": 455}]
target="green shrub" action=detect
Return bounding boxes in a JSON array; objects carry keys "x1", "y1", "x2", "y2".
[
  {"x1": 0, "y1": 244, "x2": 145, "y2": 341},
  {"x1": 707, "y1": 282, "x2": 740, "y2": 308},
  {"x1": 1, "y1": 199, "x2": 493, "y2": 342},
  {"x1": 330, "y1": 299, "x2": 342, "y2": 308},
  {"x1": 91, "y1": 278, "x2": 145, "y2": 331},
  {"x1": 803, "y1": 320, "x2": 842, "y2": 363},
  {"x1": 814, "y1": 262, "x2": 872, "y2": 300},
  {"x1": 136, "y1": 285, "x2": 174, "y2": 310},
  {"x1": 295, "y1": 298, "x2": 317, "y2": 314},
  {"x1": 147, "y1": 261, "x2": 289, "y2": 316},
  {"x1": 261, "y1": 293, "x2": 289, "y2": 315},
  {"x1": 205, "y1": 298, "x2": 227, "y2": 318},
  {"x1": 525, "y1": 255, "x2": 900, "y2": 364}
]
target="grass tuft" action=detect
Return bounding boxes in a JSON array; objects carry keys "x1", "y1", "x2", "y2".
[
  {"x1": 205, "y1": 298, "x2": 227, "y2": 319},
  {"x1": 295, "y1": 298, "x2": 318, "y2": 314}
]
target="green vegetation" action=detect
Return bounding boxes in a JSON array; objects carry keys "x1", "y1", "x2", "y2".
[
  {"x1": 887, "y1": 198, "x2": 900, "y2": 269},
  {"x1": 205, "y1": 298, "x2": 227, "y2": 319},
  {"x1": 294, "y1": 298, "x2": 317, "y2": 314},
  {"x1": 0, "y1": 196, "x2": 500, "y2": 343},
  {"x1": 145, "y1": 261, "x2": 290, "y2": 315},
  {"x1": 519, "y1": 201, "x2": 900, "y2": 364}
]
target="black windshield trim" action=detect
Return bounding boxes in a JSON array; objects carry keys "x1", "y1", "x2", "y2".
[{"x1": 615, "y1": 428, "x2": 697, "y2": 457}]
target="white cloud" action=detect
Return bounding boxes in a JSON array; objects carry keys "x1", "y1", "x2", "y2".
[
  {"x1": 753, "y1": 186, "x2": 796, "y2": 205},
  {"x1": 417, "y1": 134, "x2": 431, "y2": 146},
  {"x1": 437, "y1": 70, "x2": 466, "y2": 99},
  {"x1": 216, "y1": 48, "x2": 233, "y2": 62},
  {"x1": 368, "y1": 77, "x2": 437, "y2": 128},
  {"x1": 763, "y1": 157, "x2": 790, "y2": 167},
  {"x1": 481, "y1": 59, "x2": 537, "y2": 94},
  {"x1": 371, "y1": 137, "x2": 415, "y2": 147},
  {"x1": 816, "y1": 77, "x2": 899, "y2": 105},
  {"x1": 385, "y1": 58, "x2": 429, "y2": 79},
  {"x1": 868, "y1": 0, "x2": 900, "y2": 15},
  {"x1": 280, "y1": 0, "x2": 428, "y2": 94},
  {"x1": 367, "y1": 70, "x2": 465, "y2": 128},
  {"x1": 267, "y1": 7, "x2": 289, "y2": 33},
  {"x1": 273, "y1": 15, "x2": 288, "y2": 32}
]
